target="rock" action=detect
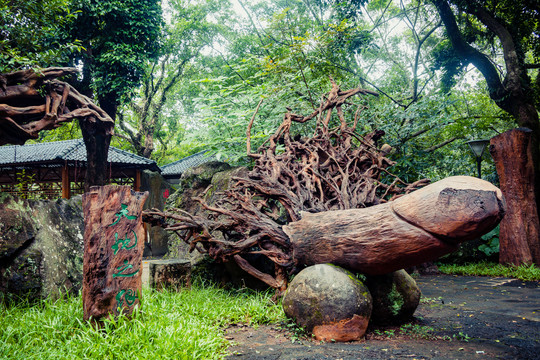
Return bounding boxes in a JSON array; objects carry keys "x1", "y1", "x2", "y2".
[
  {"x1": 0, "y1": 194, "x2": 84, "y2": 301},
  {"x1": 365, "y1": 269, "x2": 421, "y2": 325},
  {"x1": 142, "y1": 259, "x2": 191, "y2": 289},
  {"x1": 165, "y1": 163, "x2": 242, "y2": 264},
  {"x1": 312, "y1": 314, "x2": 370, "y2": 342},
  {"x1": 282, "y1": 264, "x2": 372, "y2": 341}
]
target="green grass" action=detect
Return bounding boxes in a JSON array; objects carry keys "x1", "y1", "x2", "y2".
[
  {"x1": 0, "y1": 283, "x2": 284, "y2": 360},
  {"x1": 437, "y1": 261, "x2": 540, "y2": 281}
]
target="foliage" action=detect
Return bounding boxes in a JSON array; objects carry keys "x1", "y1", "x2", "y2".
[
  {"x1": 0, "y1": 284, "x2": 284, "y2": 359},
  {"x1": 398, "y1": 323, "x2": 437, "y2": 340},
  {"x1": 115, "y1": 0, "x2": 224, "y2": 161},
  {"x1": 478, "y1": 225, "x2": 500, "y2": 257},
  {"x1": 177, "y1": 0, "x2": 508, "y2": 185},
  {"x1": 13, "y1": 170, "x2": 37, "y2": 200},
  {"x1": 184, "y1": 0, "x2": 374, "y2": 164},
  {"x1": 437, "y1": 261, "x2": 540, "y2": 281},
  {"x1": 67, "y1": 0, "x2": 163, "y2": 117},
  {"x1": 0, "y1": 0, "x2": 83, "y2": 73}
]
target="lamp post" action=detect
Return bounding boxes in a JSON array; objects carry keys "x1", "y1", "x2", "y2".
[{"x1": 466, "y1": 139, "x2": 490, "y2": 178}]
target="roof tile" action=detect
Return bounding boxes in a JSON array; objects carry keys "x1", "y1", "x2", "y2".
[{"x1": 0, "y1": 139, "x2": 160, "y2": 172}]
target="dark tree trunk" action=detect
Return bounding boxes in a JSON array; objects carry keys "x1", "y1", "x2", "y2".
[
  {"x1": 80, "y1": 94, "x2": 117, "y2": 190},
  {"x1": 80, "y1": 117, "x2": 113, "y2": 190},
  {"x1": 490, "y1": 129, "x2": 540, "y2": 266}
]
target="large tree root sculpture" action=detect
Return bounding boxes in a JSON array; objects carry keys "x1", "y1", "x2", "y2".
[
  {"x1": 144, "y1": 81, "x2": 505, "y2": 292},
  {"x1": 144, "y1": 81, "x2": 431, "y2": 291},
  {"x1": 0, "y1": 67, "x2": 113, "y2": 145}
]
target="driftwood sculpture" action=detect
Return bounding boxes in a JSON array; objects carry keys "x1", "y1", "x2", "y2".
[
  {"x1": 285, "y1": 176, "x2": 505, "y2": 275},
  {"x1": 0, "y1": 67, "x2": 114, "y2": 188},
  {"x1": 0, "y1": 67, "x2": 113, "y2": 145},
  {"x1": 144, "y1": 81, "x2": 505, "y2": 291}
]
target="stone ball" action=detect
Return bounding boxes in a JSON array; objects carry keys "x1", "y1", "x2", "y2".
[
  {"x1": 365, "y1": 269, "x2": 421, "y2": 325},
  {"x1": 282, "y1": 264, "x2": 372, "y2": 334}
]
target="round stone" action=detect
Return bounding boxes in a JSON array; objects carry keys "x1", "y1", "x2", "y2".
[
  {"x1": 365, "y1": 269, "x2": 421, "y2": 325},
  {"x1": 282, "y1": 264, "x2": 372, "y2": 334}
]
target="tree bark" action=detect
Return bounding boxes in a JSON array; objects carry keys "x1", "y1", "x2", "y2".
[
  {"x1": 490, "y1": 128, "x2": 540, "y2": 266},
  {"x1": 283, "y1": 176, "x2": 506, "y2": 274},
  {"x1": 80, "y1": 117, "x2": 113, "y2": 190}
]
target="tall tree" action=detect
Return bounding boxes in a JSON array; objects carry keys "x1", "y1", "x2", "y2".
[
  {"x1": 115, "y1": 0, "x2": 222, "y2": 160},
  {"x1": 67, "y1": 0, "x2": 163, "y2": 188},
  {"x1": 431, "y1": 0, "x2": 540, "y2": 264}
]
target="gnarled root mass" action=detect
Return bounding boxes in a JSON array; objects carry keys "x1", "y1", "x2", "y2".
[
  {"x1": 0, "y1": 67, "x2": 113, "y2": 145},
  {"x1": 144, "y1": 80, "x2": 428, "y2": 292}
]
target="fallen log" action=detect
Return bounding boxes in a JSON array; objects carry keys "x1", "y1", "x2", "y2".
[{"x1": 283, "y1": 176, "x2": 506, "y2": 275}]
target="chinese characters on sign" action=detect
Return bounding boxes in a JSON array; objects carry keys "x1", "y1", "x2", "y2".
[
  {"x1": 82, "y1": 185, "x2": 148, "y2": 322},
  {"x1": 109, "y1": 208, "x2": 139, "y2": 310}
]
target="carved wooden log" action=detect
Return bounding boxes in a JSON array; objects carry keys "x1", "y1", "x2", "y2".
[
  {"x1": 490, "y1": 128, "x2": 540, "y2": 265},
  {"x1": 82, "y1": 185, "x2": 148, "y2": 322},
  {"x1": 283, "y1": 176, "x2": 506, "y2": 274}
]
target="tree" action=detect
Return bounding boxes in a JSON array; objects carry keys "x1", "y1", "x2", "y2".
[
  {"x1": 115, "y1": 0, "x2": 222, "y2": 160},
  {"x1": 65, "y1": 0, "x2": 162, "y2": 188},
  {"x1": 0, "y1": 0, "x2": 82, "y2": 73},
  {"x1": 431, "y1": 0, "x2": 540, "y2": 265},
  {"x1": 68, "y1": 0, "x2": 163, "y2": 119}
]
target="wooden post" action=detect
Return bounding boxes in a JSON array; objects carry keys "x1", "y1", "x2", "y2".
[
  {"x1": 82, "y1": 185, "x2": 149, "y2": 322},
  {"x1": 134, "y1": 170, "x2": 141, "y2": 191},
  {"x1": 61, "y1": 166, "x2": 70, "y2": 199},
  {"x1": 490, "y1": 128, "x2": 540, "y2": 266}
]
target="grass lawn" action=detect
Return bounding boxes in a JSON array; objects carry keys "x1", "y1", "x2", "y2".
[
  {"x1": 437, "y1": 261, "x2": 540, "y2": 281},
  {"x1": 0, "y1": 283, "x2": 285, "y2": 360}
]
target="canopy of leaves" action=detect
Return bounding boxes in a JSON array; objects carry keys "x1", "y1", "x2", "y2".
[
  {"x1": 68, "y1": 0, "x2": 163, "y2": 116},
  {"x1": 0, "y1": 0, "x2": 82, "y2": 73}
]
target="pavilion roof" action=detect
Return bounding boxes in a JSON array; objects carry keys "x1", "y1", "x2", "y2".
[
  {"x1": 160, "y1": 150, "x2": 215, "y2": 177},
  {"x1": 0, "y1": 139, "x2": 160, "y2": 172}
]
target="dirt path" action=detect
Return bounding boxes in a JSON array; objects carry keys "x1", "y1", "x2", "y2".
[{"x1": 225, "y1": 274, "x2": 540, "y2": 359}]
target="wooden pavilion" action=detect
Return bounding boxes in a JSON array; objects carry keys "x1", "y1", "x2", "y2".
[{"x1": 0, "y1": 139, "x2": 160, "y2": 199}]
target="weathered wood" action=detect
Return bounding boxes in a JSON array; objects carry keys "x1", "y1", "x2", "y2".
[
  {"x1": 82, "y1": 185, "x2": 148, "y2": 322},
  {"x1": 143, "y1": 82, "x2": 425, "y2": 290},
  {"x1": 283, "y1": 176, "x2": 506, "y2": 275},
  {"x1": 490, "y1": 128, "x2": 540, "y2": 265},
  {"x1": 0, "y1": 67, "x2": 114, "y2": 189},
  {"x1": 0, "y1": 67, "x2": 113, "y2": 146}
]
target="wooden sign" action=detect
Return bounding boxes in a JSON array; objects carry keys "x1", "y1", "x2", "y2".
[{"x1": 82, "y1": 185, "x2": 148, "y2": 321}]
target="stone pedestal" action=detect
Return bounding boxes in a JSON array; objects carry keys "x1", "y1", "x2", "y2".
[{"x1": 142, "y1": 259, "x2": 191, "y2": 290}]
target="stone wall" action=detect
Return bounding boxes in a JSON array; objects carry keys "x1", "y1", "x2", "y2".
[{"x1": 0, "y1": 194, "x2": 84, "y2": 301}]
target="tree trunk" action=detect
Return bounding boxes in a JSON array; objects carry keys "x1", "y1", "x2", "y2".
[
  {"x1": 283, "y1": 176, "x2": 506, "y2": 274},
  {"x1": 80, "y1": 117, "x2": 113, "y2": 190},
  {"x1": 490, "y1": 128, "x2": 540, "y2": 266}
]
